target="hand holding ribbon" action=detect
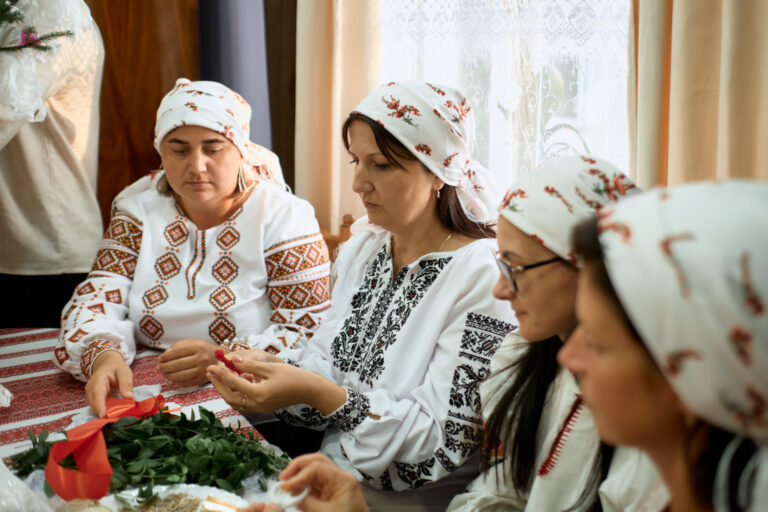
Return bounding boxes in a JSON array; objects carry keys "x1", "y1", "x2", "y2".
[{"x1": 44, "y1": 395, "x2": 166, "y2": 501}]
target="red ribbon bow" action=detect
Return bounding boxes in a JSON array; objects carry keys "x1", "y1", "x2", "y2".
[{"x1": 45, "y1": 395, "x2": 166, "y2": 501}]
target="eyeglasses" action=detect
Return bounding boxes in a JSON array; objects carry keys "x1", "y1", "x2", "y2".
[{"x1": 494, "y1": 251, "x2": 562, "y2": 292}]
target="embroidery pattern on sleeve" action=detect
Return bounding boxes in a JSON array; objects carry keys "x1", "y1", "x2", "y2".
[
  {"x1": 263, "y1": 232, "x2": 332, "y2": 347},
  {"x1": 92, "y1": 212, "x2": 143, "y2": 279},
  {"x1": 274, "y1": 406, "x2": 328, "y2": 429},
  {"x1": 80, "y1": 339, "x2": 121, "y2": 378},
  {"x1": 326, "y1": 390, "x2": 371, "y2": 432},
  {"x1": 388, "y1": 312, "x2": 514, "y2": 489}
]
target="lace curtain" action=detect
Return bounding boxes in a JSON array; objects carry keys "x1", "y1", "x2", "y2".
[{"x1": 379, "y1": 0, "x2": 630, "y2": 192}]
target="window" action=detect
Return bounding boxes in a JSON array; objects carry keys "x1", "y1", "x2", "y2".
[{"x1": 379, "y1": 0, "x2": 630, "y2": 191}]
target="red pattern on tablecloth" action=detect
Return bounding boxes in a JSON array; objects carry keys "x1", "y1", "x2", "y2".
[
  {"x1": 0, "y1": 415, "x2": 77, "y2": 445},
  {"x1": 0, "y1": 346, "x2": 52, "y2": 360},
  {"x1": 0, "y1": 329, "x2": 59, "y2": 347},
  {"x1": 0, "y1": 328, "x2": 266, "y2": 458},
  {"x1": 0, "y1": 360, "x2": 55, "y2": 378}
]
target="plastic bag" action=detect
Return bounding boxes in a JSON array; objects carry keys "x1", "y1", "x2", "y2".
[{"x1": 0, "y1": 459, "x2": 54, "y2": 512}]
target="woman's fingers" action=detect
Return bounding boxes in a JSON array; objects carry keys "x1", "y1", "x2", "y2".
[
  {"x1": 207, "y1": 367, "x2": 241, "y2": 404},
  {"x1": 231, "y1": 359, "x2": 276, "y2": 378},
  {"x1": 157, "y1": 353, "x2": 197, "y2": 374},
  {"x1": 280, "y1": 453, "x2": 338, "y2": 486},
  {"x1": 115, "y1": 362, "x2": 134, "y2": 400},
  {"x1": 85, "y1": 374, "x2": 111, "y2": 418}
]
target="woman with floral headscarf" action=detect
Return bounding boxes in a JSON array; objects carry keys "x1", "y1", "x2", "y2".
[
  {"x1": 207, "y1": 82, "x2": 516, "y2": 510},
  {"x1": 448, "y1": 155, "x2": 662, "y2": 511},
  {"x1": 54, "y1": 78, "x2": 331, "y2": 418},
  {"x1": 561, "y1": 181, "x2": 768, "y2": 511}
]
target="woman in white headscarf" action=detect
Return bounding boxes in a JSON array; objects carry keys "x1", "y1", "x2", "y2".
[
  {"x1": 560, "y1": 181, "x2": 768, "y2": 511},
  {"x1": 208, "y1": 82, "x2": 516, "y2": 510},
  {"x1": 448, "y1": 155, "x2": 662, "y2": 512},
  {"x1": 54, "y1": 78, "x2": 331, "y2": 418}
]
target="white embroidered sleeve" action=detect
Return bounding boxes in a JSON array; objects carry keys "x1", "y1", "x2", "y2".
[
  {"x1": 54, "y1": 209, "x2": 141, "y2": 381},
  {"x1": 242, "y1": 202, "x2": 331, "y2": 353}
]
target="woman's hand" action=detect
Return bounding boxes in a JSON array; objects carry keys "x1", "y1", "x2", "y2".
[
  {"x1": 157, "y1": 338, "x2": 218, "y2": 386},
  {"x1": 86, "y1": 350, "x2": 134, "y2": 418},
  {"x1": 238, "y1": 453, "x2": 368, "y2": 512},
  {"x1": 207, "y1": 358, "x2": 346, "y2": 415},
  {"x1": 230, "y1": 348, "x2": 284, "y2": 364}
]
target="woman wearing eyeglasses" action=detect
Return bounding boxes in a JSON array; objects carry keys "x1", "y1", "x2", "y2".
[{"x1": 448, "y1": 155, "x2": 660, "y2": 511}]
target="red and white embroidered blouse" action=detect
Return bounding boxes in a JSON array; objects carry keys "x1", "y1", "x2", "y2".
[{"x1": 54, "y1": 172, "x2": 331, "y2": 381}]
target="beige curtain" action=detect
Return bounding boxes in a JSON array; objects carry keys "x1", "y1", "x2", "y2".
[
  {"x1": 294, "y1": 0, "x2": 380, "y2": 234},
  {"x1": 629, "y1": 0, "x2": 768, "y2": 188}
]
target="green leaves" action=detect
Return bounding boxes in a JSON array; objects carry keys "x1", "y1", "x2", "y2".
[
  {"x1": 9, "y1": 409, "x2": 289, "y2": 501},
  {"x1": 10, "y1": 430, "x2": 55, "y2": 478}
]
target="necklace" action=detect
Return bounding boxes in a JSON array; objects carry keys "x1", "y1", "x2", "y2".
[
  {"x1": 438, "y1": 231, "x2": 454, "y2": 252},
  {"x1": 391, "y1": 231, "x2": 453, "y2": 276}
]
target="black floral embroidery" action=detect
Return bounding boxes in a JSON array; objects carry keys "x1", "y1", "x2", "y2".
[
  {"x1": 331, "y1": 245, "x2": 389, "y2": 373},
  {"x1": 326, "y1": 389, "x2": 371, "y2": 432},
  {"x1": 331, "y1": 243, "x2": 451, "y2": 386},
  {"x1": 274, "y1": 406, "x2": 327, "y2": 429},
  {"x1": 379, "y1": 470, "x2": 393, "y2": 491},
  {"x1": 390, "y1": 312, "x2": 514, "y2": 489},
  {"x1": 466, "y1": 311, "x2": 517, "y2": 339},
  {"x1": 394, "y1": 458, "x2": 436, "y2": 489}
]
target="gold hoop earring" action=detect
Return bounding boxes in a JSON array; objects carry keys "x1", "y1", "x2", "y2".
[{"x1": 437, "y1": 189, "x2": 441, "y2": 199}]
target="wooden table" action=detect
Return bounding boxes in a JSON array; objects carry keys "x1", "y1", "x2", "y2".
[{"x1": 0, "y1": 328, "x2": 262, "y2": 459}]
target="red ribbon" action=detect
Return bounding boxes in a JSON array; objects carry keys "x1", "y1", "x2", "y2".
[{"x1": 45, "y1": 395, "x2": 166, "y2": 501}]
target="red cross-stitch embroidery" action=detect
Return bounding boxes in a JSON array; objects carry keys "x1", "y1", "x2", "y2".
[
  {"x1": 105, "y1": 289, "x2": 122, "y2": 304},
  {"x1": 212, "y1": 256, "x2": 239, "y2": 284},
  {"x1": 209, "y1": 316, "x2": 236, "y2": 344},
  {"x1": 163, "y1": 220, "x2": 189, "y2": 247},
  {"x1": 142, "y1": 285, "x2": 169, "y2": 310},
  {"x1": 154, "y1": 252, "x2": 182, "y2": 280},
  {"x1": 93, "y1": 249, "x2": 138, "y2": 279},
  {"x1": 217, "y1": 226, "x2": 241, "y2": 251},
  {"x1": 267, "y1": 277, "x2": 330, "y2": 310},
  {"x1": 265, "y1": 240, "x2": 329, "y2": 280},
  {"x1": 107, "y1": 214, "x2": 143, "y2": 252},
  {"x1": 209, "y1": 285, "x2": 236, "y2": 311},
  {"x1": 139, "y1": 315, "x2": 164, "y2": 341}
]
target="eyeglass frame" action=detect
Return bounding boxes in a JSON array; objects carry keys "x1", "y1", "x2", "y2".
[{"x1": 494, "y1": 251, "x2": 563, "y2": 292}]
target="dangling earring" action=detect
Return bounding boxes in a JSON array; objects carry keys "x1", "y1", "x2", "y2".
[
  {"x1": 437, "y1": 189, "x2": 441, "y2": 200},
  {"x1": 236, "y1": 163, "x2": 247, "y2": 193}
]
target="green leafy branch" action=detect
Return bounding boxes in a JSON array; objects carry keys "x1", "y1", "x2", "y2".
[{"x1": 9, "y1": 408, "x2": 289, "y2": 502}]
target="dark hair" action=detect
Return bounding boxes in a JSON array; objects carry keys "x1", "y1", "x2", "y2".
[
  {"x1": 481, "y1": 336, "x2": 562, "y2": 492},
  {"x1": 481, "y1": 335, "x2": 611, "y2": 511},
  {"x1": 342, "y1": 112, "x2": 495, "y2": 239},
  {"x1": 572, "y1": 216, "x2": 759, "y2": 509}
]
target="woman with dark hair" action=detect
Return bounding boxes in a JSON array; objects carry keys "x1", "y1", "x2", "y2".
[
  {"x1": 448, "y1": 155, "x2": 658, "y2": 511},
  {"x1": 208, "y1": 82, "x2": 516, "y2": 510},
  {"x1": 560, "y1": 181, "x2": 768, "y2": 511}
]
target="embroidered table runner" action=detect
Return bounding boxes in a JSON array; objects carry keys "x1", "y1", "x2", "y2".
[{"x1": 0, "y1": 328, "x2": 262, "y2": 459}]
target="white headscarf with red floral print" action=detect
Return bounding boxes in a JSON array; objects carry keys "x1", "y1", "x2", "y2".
[
  {"x1": 154, "y1": 78, "x2": 285, "y2": 187},
  {"x1": 598, "y1": 181, "x2": 768, "y2": 509},
  {"x1": 352, "y1": 81, "x2": 499, "y2": 224},
  {"x1": 498, "y1": 155, "x2": 639, "y2": 265}
]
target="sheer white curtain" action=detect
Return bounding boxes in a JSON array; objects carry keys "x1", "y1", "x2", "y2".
[
  {"x1": 378, "y1": 0, "x2": 631, "y2": 192},
  {"x1": 294, "y1": 0, "x2": 631, "y2": 231}
]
